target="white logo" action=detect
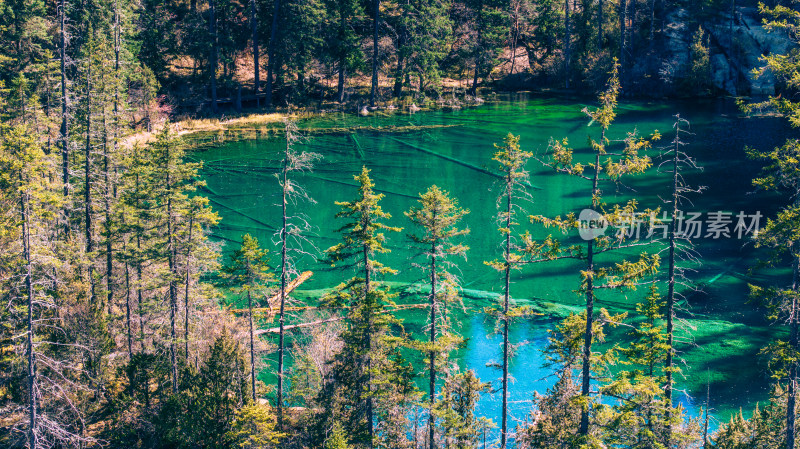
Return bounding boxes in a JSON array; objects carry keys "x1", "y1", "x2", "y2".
[{"x1": 578, "y1": 209, "x2": 608, "y2": 241}]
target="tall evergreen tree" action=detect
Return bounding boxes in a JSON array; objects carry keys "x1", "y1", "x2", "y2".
[
  {"x1": 222, "y1": 233, "x2": 273, "y2": 402},
  {"x1": 485, "y1": 133, "x2": 533, "y2": 449},
  {"x1": 465, "y1": 0, "x2": 507, "y2": 95},
  {"x1": 527, "y1": 63, "x2": 659, "y2": 441},
  {"x1": 318, "y1": 166, "x2": 404, "y2": 448},
  {"x1": 743, "y1": 6, "x2": 800, "y2": 447},
  {"x1": 405, "y1": 185, "x2": 469, "y2": 448},
  {"x1": 150, "y1": 127, "x2": 205, "y2": 391}
]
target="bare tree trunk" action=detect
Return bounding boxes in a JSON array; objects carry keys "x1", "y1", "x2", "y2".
[
  {"x1": 167, "y1": 165, "x2": 178, "y2": 392},
  {"x1": 102, "y1": 71, "x2": 114, "y2": 316},
  {"x1": 60, "y1": 0, "x2": 69, "y2": 200},
  {"x1": 124, "y1": 232, "x2": 133, "y2": 358},
  {"x1": 45, "y1": 70, "x2": 52, "y2": 154},
  {"x1": 428, "y1": 239, "x2": 437, "y2": 449},
  {"x1": 564, "y1": 0, "x2": 571, "y2": 89},
  {"x1": 471, "y1": 0, "x2": 484, "y2": 96},
  {"x1": 137, "y1": 259, "x2": 145, "y2": 349},
  {"x1": 265, "y1": 0, "x2": 281, "y2": 107},
  {"x1": 277, "y1": 140, "x2": 289, "y2": 428},
  {"x1": 22, "y1": 185, "x2": 38, "y2": 449},
  {"x1": 630, "y1": 0, "x2": 636, "y2": 43},
  {"x1": 649, "y1": 0, "x2": 655, "y2": 47},
  {"x1": 136, "y1": 175, "x2": 146, "y2": 352},
  {"x1": 579, "y1": 148, "x2": 602, "y2": 437},
  {"x1": 598, "y1": 0, "x2": 604, "y2": 49},
  {"x1": 183, "y1": 213, "x2": 194, "y2": 360},
  {"x1": 251, "y1": 0, "x2": 260, "y2": 107},
  {"x1": 510, "y1": 2, "x2": 519, "y2": 75},
  {"x1": 393, "y1": 12, "x2": 407, "y2": 98},
  {"x1": 619, "y1": 0, "x2": 627, "y2": 84},
  {"x1": 665, "y1": 117, "x2": 680, "y2": 446},
  {"x1": 85, "y1": 53, "x2": 96, "y2": 308},
  {"x1": 210, "y1": 0, "x2": 218, "y2": 114},
  {"x1": 248, "y1": 289, "x2": 257, "y2": 401},
  {"x1": 369, "y1": 0, "x2": 380, "y2": 107},
  {"x1": 500, "y1": 186, "x2": 511, "y2": 449},
  {"x1": 364, "y1": 243, "x2": 374, "y2": 449}
]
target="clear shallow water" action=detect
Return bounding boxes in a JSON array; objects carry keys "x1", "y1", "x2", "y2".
[{"x1": 191, "y1": 93, "x2": 794, "y2": 436}]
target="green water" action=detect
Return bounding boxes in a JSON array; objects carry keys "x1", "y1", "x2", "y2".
[{"x1": 190, "y1": 93, "x2": 794, "y2": 430}]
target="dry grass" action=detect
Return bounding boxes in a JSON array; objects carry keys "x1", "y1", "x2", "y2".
[{"x1": 120, "y1": 112, "x2": 291, "y2": 149}]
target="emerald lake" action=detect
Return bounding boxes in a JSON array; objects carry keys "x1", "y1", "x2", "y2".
[{"x1": 190, "y1": 93, "x2": 794, "y2": 434}]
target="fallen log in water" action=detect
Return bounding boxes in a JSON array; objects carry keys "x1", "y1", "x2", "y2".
[{"x1": 255, "y1": 316, "x2": 345, "y2": 335}]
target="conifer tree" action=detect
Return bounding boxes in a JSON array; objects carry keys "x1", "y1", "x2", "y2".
[
  {"x1": 319, "y1": 166, "x2": 404, "y2": 448},
  {"x1": 400, "y1": 0, "x2": 453, "y2": 95},
  {"x1": 465, "y1": 0, "x2": 507, "y2": 95},
  {"x1": 602, "y1": 285, "x2": 674, "y2": 447},
  {"x1": 368, "y1": 0, "x2": 380, "y2": 107},
  {"x1": 180, "y1": 196, "x2": 220, "y2": 360},
  {"x1": 0, "y1": 123, "x2": 91, "y2": 448},
  {"x1": 405, "y1": 185, "x2": 469, "y2": 448},
  {"x1": 485, "y1": 133, "x2": 533, "y2": 449},
  {"x1": 434, "y1": 368, "x2": 491, "y2": 448},
  {"x1": 222, "y1": 233, "x2": 274, "y2": 402},
  {"x1": 748, "y1": 138, "x2": 800, "y2": 449},
  {"x1": 325, "y1": 0, "x2": 365, "y2": 103},
  {"x1": 743, "y1": 6, "x2": 800, "y2": 447},
  {"x1": 59, "y1": 0, "x2": 70, "y2": 200},
  {"x1": 527, "y1": 62, "x2": 660, "y2": 441},
  {"x1": 117, "y1": 142, "x2": 158, "y2": 354},
  {"x1": 150, "y1": 127, "x2": 205, "y2": 391}
]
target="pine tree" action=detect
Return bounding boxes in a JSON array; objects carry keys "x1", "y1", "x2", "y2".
[
  {"x1": 324, "y1": 0, "x2": 365, "y2": 103},
  {"x1": 180, "y1": 196, "x2": 220, "y2": 360},
  {"x1": 743, "y1": 7, "x2": 800, "y2": 446},
  {"x1": 150, "y1": 127, "x2": 205, "y2": 391},
  {"x1": 405, "y1": 185, "x2": 469, "y2": 448},
  {"x1": 465, "y1": 0, "x2": 507, "y2": 95},
  {"x1": 0, "y1": 123, "x2": 91, "y2": 447},
  {"x1": 117, "y1": 142, "x2": 158, "y2": 354},
  {"x1": 402, "y1": 0, "x2": 453, "y2": 95},
  {"x1": 222, "y1": 233, "x2": 274, "y2": 402},
  {"x1": 601, "y1": 285, "x2": 674, "y2": 447},
  {"x1": 484, "y1": 133, "x2": 534, "y2": 449},
  {"x1": 527, "y1": 62, "x2": 660, "y2": 441},
  {"x1": 368, "y1": 0, "x2": 380, "y2": 107},
  {"x1": 748, "y1": 138, "x2": 800, "y2": 449},
  {"x1": 434, "y1": 368, "x2": 491, "y2": 448},
  {"x1": 318, "y1": 166, "x2": 404, "y2": 448}
]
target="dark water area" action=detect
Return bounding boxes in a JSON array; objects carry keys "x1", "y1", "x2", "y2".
[{"x1": 190, "y1": 93, "x2": 795, "y2": 436}]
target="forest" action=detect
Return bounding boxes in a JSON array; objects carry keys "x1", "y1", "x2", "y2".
[{"x1": 3, "y1": 0, "x2": 800, "y2": 448}]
